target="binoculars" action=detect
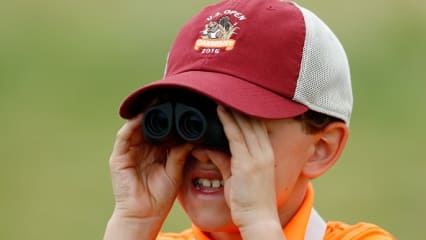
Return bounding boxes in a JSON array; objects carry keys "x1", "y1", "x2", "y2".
[{"x1": 142, "y1": 99, "x2": 229, "y2": 151}]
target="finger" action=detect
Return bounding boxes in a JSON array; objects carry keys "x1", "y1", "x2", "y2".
[
  {"x1": 249, "y1": 118, "x2": 273, "y2": 154},
  {"x1": 112, "y1": 113, "x2": 144, "y2": 157},
  {"x1": 253, "y1": 119, "x2": 273, "y2": 158},
  {"x1": 217, "y1": 106, "x2": 249, "y2": 164},
  {"x1": 230, "y1": 111, "x2": 260, "y2": 156},
  {"x1": 206, "y1": 150, "x2": 231, "y2": 180},
  {"x1": 165, "y1": 144, "x2": 194, "y2": 183},
  {"x1": 227, "y1": 109, "x2": 273, "y2": 162}
]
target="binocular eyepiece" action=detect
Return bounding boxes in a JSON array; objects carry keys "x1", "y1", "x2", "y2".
[{"x1": 142, "y1": 100, "x2": 229, "y2": 151}]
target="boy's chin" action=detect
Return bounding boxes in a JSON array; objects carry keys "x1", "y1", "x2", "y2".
[
  {"x1": 192, "y1": 218, "x2": 240, "y2": 233},
  {"x1": 181, "y1": 205, "x2": 238, "y2": 233}
]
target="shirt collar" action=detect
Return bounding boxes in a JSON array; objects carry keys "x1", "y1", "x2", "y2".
[
  {"x1": 284, "y1": 183, "x2": 315, "y2": 239},
  {"x1": 284, "y1": 183, "x2": 327, "y2": 239}
]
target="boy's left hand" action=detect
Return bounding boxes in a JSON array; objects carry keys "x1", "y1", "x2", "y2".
[{"x1": 213, "y1": 106, "x2": 283, "y2": 234}]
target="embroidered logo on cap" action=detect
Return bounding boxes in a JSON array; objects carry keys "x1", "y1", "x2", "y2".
[{"x1": 194, "y1": 10, "x2": 246, "y2": 54}]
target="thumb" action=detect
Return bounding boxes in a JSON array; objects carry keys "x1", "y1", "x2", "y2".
[
  {"x1": 165, "y1": 144, "x2": 194, "y2": 183},
  {"x1": 207, "y1": 150, "x2": 231, "y2": 181}
]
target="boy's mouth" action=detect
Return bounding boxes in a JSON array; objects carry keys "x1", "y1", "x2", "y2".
[{"x1": 192, "y1": 178, "x2": 224, "y2": 193}]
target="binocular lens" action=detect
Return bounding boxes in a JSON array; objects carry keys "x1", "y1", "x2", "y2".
[
  {"x1": 143, "y1": 102, "x2": 174, "y2": 143},
  {"x1": 142, "y1": 100, "x2": 228, "y2": 151},
  {"x1": 178, "y1": 112, "x2": 205, "y2": 140},
  {"x1": 145, "y1": 110, "x2": 170, "y2": 136}
]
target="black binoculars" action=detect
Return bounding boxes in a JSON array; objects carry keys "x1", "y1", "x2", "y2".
[{"x1": 142, "y1": 99, "x2": 229, "y2": 151}]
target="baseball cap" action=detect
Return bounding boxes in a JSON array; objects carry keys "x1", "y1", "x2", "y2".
[{"x1": 119, "y1": 0, "x2": 353, "y2": 124}]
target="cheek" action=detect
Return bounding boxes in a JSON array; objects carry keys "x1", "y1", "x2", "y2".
[
  {"x1": 270, "y1": 136, "x2": 312, "y2": 175},
  {"x1": 273, "y1": 158, "x2": 301, "y2": 194},
  {"x1": 272, "y1": 154, "x2": 306, "y2": 206},
  {"x1": 269, "y1": 133, "x2": 313, "y2": 200}
]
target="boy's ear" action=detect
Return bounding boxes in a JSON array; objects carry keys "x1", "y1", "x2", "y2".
[{"x1": 302, "y1": 122, "x2": 349, "y2": 179}]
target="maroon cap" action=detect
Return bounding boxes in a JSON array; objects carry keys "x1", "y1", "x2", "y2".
[{"x1": 119, "y1": 0, "x2": 352, "y2": 123}]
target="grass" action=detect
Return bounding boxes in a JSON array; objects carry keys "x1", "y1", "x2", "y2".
[{"x1": 1, "y1": 0, "x2": 425, "y2": 239}]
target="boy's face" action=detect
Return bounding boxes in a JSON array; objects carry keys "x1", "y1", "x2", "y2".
[{"x1": 176, "y1": 115, "x2": 317, "y2": 232}]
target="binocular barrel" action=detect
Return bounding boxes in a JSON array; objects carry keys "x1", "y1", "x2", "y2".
[{"x1": 142, "y1": 101, "x2": 229, "y2": 151}]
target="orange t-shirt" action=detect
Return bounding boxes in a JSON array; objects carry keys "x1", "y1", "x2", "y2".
[{"x1": 157, "y1": 184, "x2": 395, "y2": 240}]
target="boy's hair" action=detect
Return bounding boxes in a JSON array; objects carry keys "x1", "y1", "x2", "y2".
[{"x1": 295, "y1": 110, "x2": 343, "y2": 134}]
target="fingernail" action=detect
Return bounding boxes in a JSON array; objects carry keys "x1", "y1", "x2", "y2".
[{"x1": 217, "y1": 105, "x2": 226, "y2": 112}]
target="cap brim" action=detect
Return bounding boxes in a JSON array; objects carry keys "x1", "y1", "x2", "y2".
[{"x1": 119, "y1": 71, "x2": 308, "y2": 119}]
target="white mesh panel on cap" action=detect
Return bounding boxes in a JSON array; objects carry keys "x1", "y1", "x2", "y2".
[{"x1": 293, "y1": 4, "x2": 353, "y2": 124}]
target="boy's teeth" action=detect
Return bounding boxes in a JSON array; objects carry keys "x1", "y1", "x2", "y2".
[
  {"x1": 211, "y1": 180, "x2": 221, "y2": 188},
  {"x1": 195, "y1": 178, "x2": 223, "y2": 188},
  {"x1": 201, "y1": 179, "x2": 211, "y2": 187}
]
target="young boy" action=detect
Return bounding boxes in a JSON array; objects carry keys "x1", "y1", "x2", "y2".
[{"x1": 104, "y1": 0, "x2": 395, "y2": 239}]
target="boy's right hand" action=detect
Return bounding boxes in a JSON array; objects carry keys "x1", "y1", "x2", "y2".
[{"x1": 105, "y1": 113, "x2": 193, "y2": 240}]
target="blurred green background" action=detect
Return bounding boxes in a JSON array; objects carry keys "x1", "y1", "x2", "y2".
[{"x1": 1, "y1": 0, "x2": 425, "y2": 239}]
